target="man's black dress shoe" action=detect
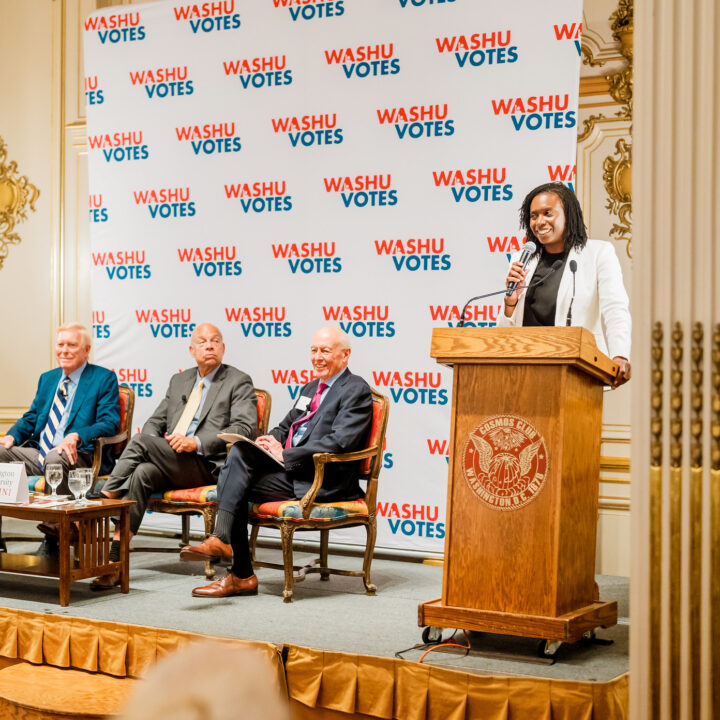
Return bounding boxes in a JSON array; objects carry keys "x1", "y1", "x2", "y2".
[
  {"x1": 85, "y1": 490, "x2": 106, "y2": 500},
  {"x1": 35, "y1": 538, "x2": 59, "y2": 559}
]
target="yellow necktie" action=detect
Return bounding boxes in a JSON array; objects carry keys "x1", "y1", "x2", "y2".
[{"x1": 172, "y1": 381, "x2": 204, "y2": 435}]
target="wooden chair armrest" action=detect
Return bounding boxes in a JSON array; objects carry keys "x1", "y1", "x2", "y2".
[
  {"x1": 90, "y1": 430, "x2": 129, "y2": 488},
  {"x1": 95, "y1": 432, "x2": 128, "y2": 448},
  {"x1": 297, "y1": 446, "x2": 379, "y2": 519},
  {"x1": 316, "y1": 445, "x2": 378, "y2": 464}
]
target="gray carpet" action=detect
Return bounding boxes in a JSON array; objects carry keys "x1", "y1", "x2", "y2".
[{"x1": 0, "y1": 518, "x2": 628, "y2": 682}]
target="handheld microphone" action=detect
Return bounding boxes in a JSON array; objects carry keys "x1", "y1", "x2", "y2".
[
  {"x1": 505, "y1": 240, "x2": 537, "y2": 296},
  {"x1": 457, "y1": 259, "x2": 563, "y2": 327},
  {"x1": 565, "y1": 259, "x2": 577, "y2": 326}
]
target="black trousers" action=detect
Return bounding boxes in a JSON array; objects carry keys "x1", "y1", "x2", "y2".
[
  {"x1": 103, "y1": 434, "x2": 214, "y2": 534},
  {"x1": 216, "y1": 442, "x2": 296, "y2": 578}
]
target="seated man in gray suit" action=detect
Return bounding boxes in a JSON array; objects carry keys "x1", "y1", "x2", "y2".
[
  {"x1": 181, "y1": 325, "x2": 372, "y2": 598},
  {"x1": 90, "y1": 322, "x2": 257, "y2": 589}
]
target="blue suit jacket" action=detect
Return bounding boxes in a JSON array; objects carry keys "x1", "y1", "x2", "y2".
[{"x1": 9, "y1": 364, "x2": 120, "y2": 454}]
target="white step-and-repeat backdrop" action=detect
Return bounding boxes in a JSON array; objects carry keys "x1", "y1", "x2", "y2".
[{"x1": 84, "y1": 0, "x2": 582, "y2": 554}]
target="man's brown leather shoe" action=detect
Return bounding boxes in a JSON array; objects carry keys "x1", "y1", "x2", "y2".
[
  {"x1": 179, "y1": 535, "x2": 233, "y2": 563},
  {"x1": 192, "y1": 572, "x2": 258, "y2": 598},
  {"x1": 90, "y1": 572, "x2": 121, "y2": 591}
]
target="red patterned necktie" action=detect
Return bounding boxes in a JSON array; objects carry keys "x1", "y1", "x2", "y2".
[{"x1": 286, "y1": 383, "x2": 328, "y2": 448}]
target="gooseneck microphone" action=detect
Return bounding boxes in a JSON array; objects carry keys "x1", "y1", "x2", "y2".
[
  {"x1": 457, "y1": 259, "x2": 563, "y2": 327},
  {"x1": 505, "y1": 240, "x2": 537, "y2": 297},
  {"x1": 565, "y1": 259, "x2": 577, "y2": 327}
]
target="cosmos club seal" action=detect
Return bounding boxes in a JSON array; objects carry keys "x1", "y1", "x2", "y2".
[{"x1": 462, "y1": 414, "x2": 548, "y2": 511}]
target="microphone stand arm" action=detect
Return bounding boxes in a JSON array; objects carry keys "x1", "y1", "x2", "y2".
[{"x1": 458, "y1": 285, "x2": 531, "y2": 328}]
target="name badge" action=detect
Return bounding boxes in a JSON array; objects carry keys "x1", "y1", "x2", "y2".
[
  {"x1": 0, "y1": 463, "x2": 29, "y2": 504},
  {"x1": 295, "y1": 395, "x2": 311, "y2": 411}
]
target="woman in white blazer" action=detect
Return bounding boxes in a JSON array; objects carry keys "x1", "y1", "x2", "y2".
[{"x1": 499, "y1": 182, "x2": 631, "y2": 388}]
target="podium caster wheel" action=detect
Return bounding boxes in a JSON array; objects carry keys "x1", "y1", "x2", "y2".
[
  {"x1": 422, "y1": 626, "x2": 442, "y2": 644},
  {"x1": 582, "y1": 629, "x2": 596, "y2": 641},
  {"x1": 537, "y1": 640, "x2": 562, "y2": 658}
]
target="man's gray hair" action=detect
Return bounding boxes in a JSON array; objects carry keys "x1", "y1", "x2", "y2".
[{"x1": 57, "y1": 322, "x2": 92, "y2": 347}]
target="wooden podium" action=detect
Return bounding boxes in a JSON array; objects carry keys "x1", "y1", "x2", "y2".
[{"x1": 418, "y1": 326, "x2": 618, "y2": 646}]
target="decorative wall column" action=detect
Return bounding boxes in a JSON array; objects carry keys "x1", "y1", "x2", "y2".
[
  {"x1": 577, "y1": 0, "x2": 634, "y2": 577},
  {"x1": 632, "y1": 0, "x2": 719, "y2": 717}
]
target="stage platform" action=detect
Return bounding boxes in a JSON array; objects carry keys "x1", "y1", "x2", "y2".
[{"x1": 0, "y1": 517, "x2": 628, "y2": 684}]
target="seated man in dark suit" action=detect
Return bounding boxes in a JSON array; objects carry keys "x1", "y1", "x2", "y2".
[
  {"x1": 0, "y1": 322, "x2": 119, "y2": 553},
  {"x1": 90, "y1": 322, "x2": 257, "y2": 588},
  {"x1": 180, "y1": 325, "x2": 372, "y2": 598}
]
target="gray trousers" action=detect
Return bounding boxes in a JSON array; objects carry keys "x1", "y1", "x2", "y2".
[
  {"x1": 0, "y1": 445, "x2": 93, "y2": 495},
  {"x1": 0, "y1": 444, "x2": 93, "y2": 544},
  {"x1": 102, "y1": 434, "x2": 214, "y2": 534}
]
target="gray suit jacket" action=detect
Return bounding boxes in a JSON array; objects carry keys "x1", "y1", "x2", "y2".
[{"x1": 143, "y1": 363, "x2": 257, "y2": 478}]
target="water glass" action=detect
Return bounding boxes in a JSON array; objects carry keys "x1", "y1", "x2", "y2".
[
  {"x1": 45, "y1": 463, "x2": 63, "y2": 498},
  {"x1": 68, "y1": 469, "x2": 84, "y2": 504},
  {"x1": 79, "y1": 468, "x2": 93, "y2": 504}
]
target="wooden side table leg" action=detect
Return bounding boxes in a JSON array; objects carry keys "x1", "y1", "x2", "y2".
[
  {"x1": 119, "y1": 507, "x2": 130, "y2": 593},
  {"x1": 58, "y1": 516, "x2": 71, "y2": 607}
]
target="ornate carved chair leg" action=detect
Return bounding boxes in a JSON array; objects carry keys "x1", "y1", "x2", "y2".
[
  {"x1": 280, "y1": 523, "x2": 296, "y2": 602},
  {"x1": 249, "y1": 524, "x2": 260, "y2": 562},
  {"x1": 181, "y1": 514, "x2": 190, "y2": 546},
  {"x1": 362, "y1": 518, "x2": 377, "y2": 594},
  {"x1": 204, "y1": 506, "x2": 217, "y2": 537},
  {"x1": 203, "y1": 507, "x2": 218, "y2": 580},
  {"x1": 319, "y1": 529, "x2": 330, "y2": 581}
]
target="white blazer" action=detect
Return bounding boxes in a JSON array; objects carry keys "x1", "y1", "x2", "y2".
[{"x1": 497, "y1": 239, "x2": 631, "y2": 359}]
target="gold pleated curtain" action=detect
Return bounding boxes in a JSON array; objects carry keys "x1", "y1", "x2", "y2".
[
  {"x1": 0, "y1": 608, "x2": 628, "y2": 720},
  {"x1": 0, "y1": 608, "x2": 285, "y2": 719},
  {"x1": 284, "y1": 647, "x2": 627, "y2": 720}
]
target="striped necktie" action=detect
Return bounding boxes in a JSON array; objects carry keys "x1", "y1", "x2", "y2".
[
  {"x1": 286, "y1": 383, "x2": 328, "y2": 448},
  {"x1": 38, "y1": 377, "x2": 71, "y2": 465}
]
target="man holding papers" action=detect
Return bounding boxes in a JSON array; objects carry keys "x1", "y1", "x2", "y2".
[{"x1": 181, "y1": 325, "x2": 373, "y2": 598}]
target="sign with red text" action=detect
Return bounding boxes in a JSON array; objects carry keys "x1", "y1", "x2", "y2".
[
  {"x1": 85, "y1": 0, "x2": 581, "y2": 554},
  {"x1": 0, "y1": 464, "x2": 29, "y2": 505}
]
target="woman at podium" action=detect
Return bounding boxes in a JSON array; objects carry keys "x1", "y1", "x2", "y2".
[{"x1": 499, "y1": 182, "x2": 631, "y2": 388}]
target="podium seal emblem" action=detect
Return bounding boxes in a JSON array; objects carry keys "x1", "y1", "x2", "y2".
[{"x1": 462, "y1": 414, "x2": 548, "y2": 511}]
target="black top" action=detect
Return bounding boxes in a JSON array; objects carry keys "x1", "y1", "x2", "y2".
[{"x1": 522, "y1": 249, "x2": 569, "y2": 327}]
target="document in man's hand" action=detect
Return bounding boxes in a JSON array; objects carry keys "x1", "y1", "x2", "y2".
[{"x1": 217, "y1": 434, "x2": 284, "y2": 467}]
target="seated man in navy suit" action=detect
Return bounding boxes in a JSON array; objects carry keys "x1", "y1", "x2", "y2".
[
  {"x1": 180, "y1": 325, "x2": 373, "y2": 598},
  {"x1": 0, "y1": 322, "x2": 119, "y2": 552}
]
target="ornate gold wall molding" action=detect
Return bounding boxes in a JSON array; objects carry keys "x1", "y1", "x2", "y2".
[
  {"x1": 579, "y1": 0, "x2": 633, "y2": 255},
  {"x1": 602, "y1": 138, "x2": 632, "y2": 255},
  {"x1": 713, "y1": 325, "x2": 720, "y2": 471},
  {"x1": 690, "y1": 323, "x2": 703, "y2": 468},
  {"x1": 670, "y1": 323, "x2": 683, "y2": 468},
  {"x1": 604, "y1": 0, "x2": 633, "y2": 255},
  {"x1": 607, "y1": 0, "x2": 633, "y2": 117},
  {"x1": 651, "y1": 323, "x2": 663, "y2": 466},
  {"x1": 0, "y1": 137, "x2": 40, "y2": 270},
  {"x1": 581, "y1": 43, "x2": 608, "y2": 68}
]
